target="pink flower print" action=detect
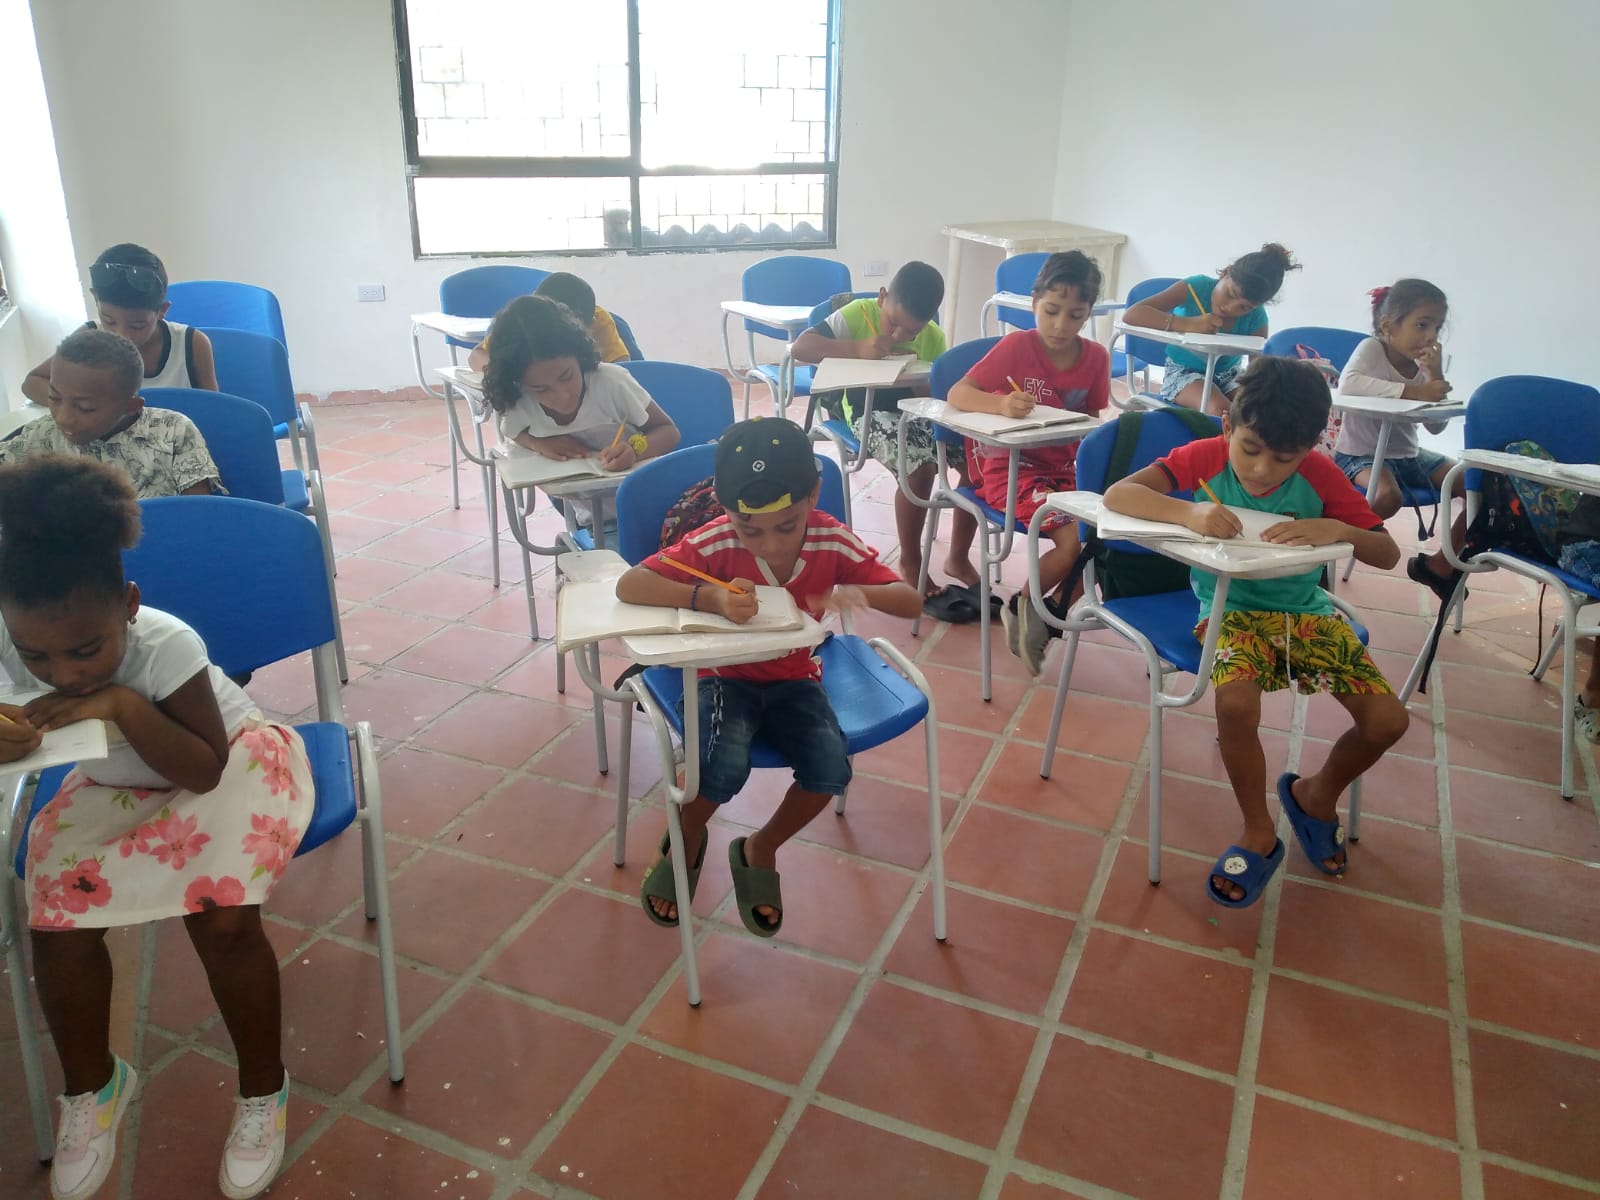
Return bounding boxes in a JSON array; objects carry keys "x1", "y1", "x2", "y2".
[
  {"x1": 26, "y1": 807, "x2": 66, "y2": 868},
  {"x1": 146, "y1": 811, "x2": 211, "y2": 870},
  {"x1": 184, "y1": 875, "x2": 247, "y2": 913},
  {"x1": 241, "y1": 814, "x2": 298, "y2": 880},
  {"x1": 244, "y1": 728, "x2": 300, "y2": 799},
  {"x1": 57, "y1": 858, "x2": 112, "y2": 914},
  {"x1": 29, "y1": 870, "x2": 63, "y2": 916},
  {"x1": 31, "y1": 908, "x2": 76, "y2": 930}
]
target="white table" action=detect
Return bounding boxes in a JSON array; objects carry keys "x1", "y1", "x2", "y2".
[
  {"x1": 413, "y1": 313, "x2": 495, "y2": 511},
  {"x1": 560, "y1": 605, "x2": 826, "y2": 1006},
  {"x1": 896, "y1": 396, "x2": 1109, "y2": 700},
  {"x1": 942, "y1": 220, "x2": 1127, "y2": 343},
  {"x1": 1114, "y1": 322, "x2": 1265, "y2": 414},
  {"x1": 720, "y1": 300, "x2": 820, "y2": 421}
]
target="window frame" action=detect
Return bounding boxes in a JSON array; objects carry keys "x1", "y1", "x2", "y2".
[{"x1": 390, "y1": 0, "x2": 842, "y2": 258}]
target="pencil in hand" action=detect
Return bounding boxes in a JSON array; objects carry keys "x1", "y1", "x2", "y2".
[
  {"x1": 1186, "y1": 283, "x2": 1207, "y2": 315},
  {"x1": 608, "y1": 422, "x2": 627, "y2": 451},
  {"x1": 659, "y1": 555, "x2": 748, "y2": 594}
]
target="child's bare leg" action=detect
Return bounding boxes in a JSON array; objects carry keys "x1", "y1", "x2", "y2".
[
  {"x1": 1036, "y1": 524, "x2": 1083, "y2": 602},
  {"x1": 646, "y1": 795, "x2": 716, "y2": 924},
  {"x1": 897, "y1": 463, "x2": 937, "y2": 592},
  {"x1": 1351, "y1": 465, "x2": 1402, "y2": 520},
  {"x1": 31, "y1": 927, "x2": 115, "y2": 1094},
  {"x1": 1422, "y1": 463, "x2": 1467, "y2": 577},
  {"x1": 1582, "y1": 647, "x2": 1600, "y2": 709},
  {"x1": 1170, "y1": 380, "x2": 1206, "y2": 411},
  {"x1": 185, "y1": 905, "x2": 285, "y2": 1097},
  {"x1": 944, "y1": 509, "x2": 979, "y2": 587},
  {"x1": 742, "y1": 783, "x2": 832, "y2": 923},
  {"x1": 1292, "y1": 691, "x2": 1409, "y2": 871},
  {"x1": 1212, "y1": 680, "x2": 1276, "y2": 902}
]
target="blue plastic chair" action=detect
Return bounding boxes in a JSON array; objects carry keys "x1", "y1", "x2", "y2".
[
  {"x1": 607, "y1": 444, "x2": 944, "y2": 1004},
  {"x1": 207, "y1": 326, "x2": 321, "y2": 479},
  {"x1": 1400, "y1": 375, "x2": 1600, "y2": 797},
  {"x1": 2, "y1": 496, "x2": 402, "y2": 1160},
  {"x1": 611, "y1": 312, "x2": 645, "y2": 360},
  {"x1": 142, "y1": 387, "x2": 348, "y2": 681},
  {"x1": 438, "y1": 265, "x2": 551, "y2": 349},
  {"x1": 1110, "y1": 276, "x2": 1181, "y2": 409},
  {"x1": 977, "y1": 252, "x2": 1050, "y2": 336},
  {"x1": 166, "y1": 281, "x2": 287, "y2": 349},
  {"x1": 618, "y1": 361, "x2": 734, "y2": 449},
  {"x1": 1027, "y1": 410, "x2": 1368, "y2": 884},
  {"x1": 1262, "y1": 326, "x2": 1367, "y2": 374},
  {"x1": 722, "y1": 256, "x2": 851, "y2": 419}
]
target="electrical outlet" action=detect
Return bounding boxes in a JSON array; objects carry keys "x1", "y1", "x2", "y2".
[
  {"x1": 356, "y1": 283, "x2": 386, "y2": 303},
  {"x1": 863, "y1": 259, "x2": 888, "y2": 278}
]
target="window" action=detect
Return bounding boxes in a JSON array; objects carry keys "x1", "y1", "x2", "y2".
[{"x1": 393, "y1": 0, "x2": 840, "y2": 257}]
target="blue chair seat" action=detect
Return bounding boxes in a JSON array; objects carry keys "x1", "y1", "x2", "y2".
[
  {"x1": 568, "y1": 528, "x2": 596, "y2": 552},
  {"x1": 954, "y1": 485, "x2": 1008, "y2": 529},
  {"x1": 818, "y1": 417, "x2": 860, "y2": 456},
  {"x1": 638, "y1": 635, "x2": 928, "y2": 763},
  {"x1": 281, "y1": 469, "x2": 309, "y2": 512},
  {"x1": 1397, "y1": 481, "x2": 1441, "y2": 509},
  {"x1": 1489, "y1": 550, "x2": 1600, "y2": 601},
  {"x1": 752, "y1": 363, "x2": 814, "y2": 396}
]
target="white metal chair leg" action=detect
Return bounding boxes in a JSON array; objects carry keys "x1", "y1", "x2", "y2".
[
  {"x1": 1347, "y1": 775, "x2": 1362, "y2": 842},
  {"x1": 833, "y1": 778, "x2": 849, "y2": 816},
  {"x1": 923, "y1": 717, "x2": 947, "y2": 941},
  {"x1": 1146, "y1": 688, "x2": 1165, "y2": 885},
  {"x1": 1039, "y1": 628, "x2": 1083, "y2": 777},
  {"x1": 7, "y1": 923, "x2": 55, "y2": 1161},
  {"x1": 589, "y1": 645, "x2": 608, "y2": 775},
  {"x1": 1533, "y1": 620, "x2": 1564, "y2": 681},
  {"x1": 355, "y1": 723, "x2": 404, "y2": 1082},
  {"x1": 308, "y1": 475, "x2": 349, "y2": 683},
  {"x1": 614, "y1": 710, "x2": 633, "y2": 866}
]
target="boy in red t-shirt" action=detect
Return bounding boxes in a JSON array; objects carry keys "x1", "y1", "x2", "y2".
[
  {"x1": 616, "y1": 418, "x2": 921, "y2": 937},
  {"x1": 948, "y1": 251, "x2": 1111, "y2": 674}
]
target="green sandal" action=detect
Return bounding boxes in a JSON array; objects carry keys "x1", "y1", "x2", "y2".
[
  {"x1": 728, "y1": 836, "x2": 783, "y2": 938},
  {"x1": 639, "y1": 829, "x2": 708, "y2": 928}
]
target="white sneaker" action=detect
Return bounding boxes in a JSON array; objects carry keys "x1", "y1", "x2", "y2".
[
  {"x1": 51, "y1": 1054, "x2": 137, "y2": 1200},
  {"x1": 1016, "y1": 593, "x2": 1053, "y2": 677},
  {"x1": 218, "y1": 1074, "x2": 289, "y2": 1199},
  {"x1": 1001, "y1": 594, "x2": 1022, "y2": 660}
]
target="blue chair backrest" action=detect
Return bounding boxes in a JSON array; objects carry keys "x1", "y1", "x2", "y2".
[
  {"x1": 611, "y1": 312, "x2": 645, "y2": 360},
  {"x1": 993, "y1": 253, "x2": 1048, "y2": 331},
  {"x1": 618, "y1": 361, "x2": 734, "y2": 448},
  {"x1": 126, "y1": 497, "x2": 337, "y2": 675},
  {"x1": 928, "y1": 337, "x2": 1002, "y2": 447},
  {"x1": 439, "y1": 265, "x2": 550, "y2": 318},
  {"x1": 166, "y1": 281, "x2": 287, "y2": 348},
  {"x1": 615, "y1": 442, "x2": 847, "y2": 565},
  {"x1": 1464, "y1": 376, "x2": 1600, "y2": 468},
  {"x1": 742, "y1": 256, "x2": 851, "y2": 337},
  {"x1": 207, "y1": 328, "x2": 296, "y2": 427},
  {"x1": 1074, "y1": 409, "x2": 1221, "y2": 557},
  {"x1": 1121, "y1": 276, "x2": 1181, "y2": 370},
  {"x1": 141, "y1": 388, "x2": 285, "y2": 505},
  {"x1": 1262, "y1": 326, "x2": 1367, "y2": 373}
]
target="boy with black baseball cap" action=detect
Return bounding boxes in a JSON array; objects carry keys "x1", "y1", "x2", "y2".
[{"x1": 616, "y1": 418, "x2": 921, "y2": 936}]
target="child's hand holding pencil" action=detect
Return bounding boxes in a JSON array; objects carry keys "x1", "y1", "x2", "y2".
[
  {"x1": 1186, "y1": 478, "x2": 1245, "y2": 539},
  {"x1": 1000, "y1": 376, "x2": 1035, "y2": 419},
  {"x1": 0, "y1": 702, "x2": 42, "y2": 762},
  {"x1": 660, "y1": 556, "x2": 759, "y2": 623}
]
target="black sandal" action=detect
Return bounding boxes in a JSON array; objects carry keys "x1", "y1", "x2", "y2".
[{"x1": 1406, "y1": 553, "x2": 1463, "y2": 607}]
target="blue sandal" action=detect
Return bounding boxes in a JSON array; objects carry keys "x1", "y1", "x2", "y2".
[
  {"x1": 1207, "y1": 839, "x2": 1286, "y2": 908},
  {"x1": 1278, "y1": 772, "x2": 1346, "y2": 876}
]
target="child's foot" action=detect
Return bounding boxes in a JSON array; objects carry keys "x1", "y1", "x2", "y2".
[
  {"x1": 729, "y1": 834, "x2": 783, "y2": 935},
  {"x1": 942, "y1": 556, "x2": 980, "y2": 590},
  {"x1": 1278, "y1": 772, "x2": 1347, "y2": 875},
  {"x1": 1210, "y1": 828, "x2": 1281, "y2": 904},
  {"x1": 897, "y1": 556, "x2": 934, "y2": 595},
  {"x1": 641, "y1": 829, "x2": 710, "y2": 926},
  {"x1": 51, "y1": 1053, "x2": 137, "y2": 1200},
  {"x1": 1015, "y1": 594, "x2": 1055, "y2": 676},
  {"x1": 219, "y1": 1073, "x2": 289, "y2": 1199},
  {"x1": 1406, "y1": 553, "x2": 1461, "y2": 606}
]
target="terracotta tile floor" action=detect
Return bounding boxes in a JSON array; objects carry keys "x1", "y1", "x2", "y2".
[{"x1": 4, "y1": 395, "x2": 1599, "y2": 1200}]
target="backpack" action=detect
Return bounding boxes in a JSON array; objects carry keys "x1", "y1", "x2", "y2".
[
  {"x1": 1293, "y1": 344, "x2": 1343, "y2": 458},
  {"x1": 658, "y1": 476, "x2": 722, "y2": 549}
]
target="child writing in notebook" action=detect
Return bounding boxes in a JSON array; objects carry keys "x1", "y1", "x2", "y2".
[
  {"x1": 468, "y1": 271, "x2": 633, "y2": 367},
  {"x1": 480, "y1": 295, "x2": 679, "y2": 469},
  {"x1": 791, "y1": 261, "x2": 979, "y2": 598},
  {"x1": 947, "y1": 250, "x2": 1111, "y2": 675},
  {"x1": 1124, "y1": 243, "x2": 1300, "y2": 414},
  {"x1": 23, "y1": 243, "x2": 218, "y2": 404},
  {"x1": 0, "y1": 455, "x2": 312, "y2": 1199},
  {"x1": 616, "y1": 418, "x2": 921, "y2": 937},
  {"x1": 1, "y1": 328, "x2": 223, "y2": 497},
  {"x1": 1335, "y1": 278, "x2": 1464, "y2": 601},
  {"x1": 1103, "y1": 357, "x2": 1408, "y2": 909}
]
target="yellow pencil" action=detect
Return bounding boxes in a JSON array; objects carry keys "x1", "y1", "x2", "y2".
[
  {"x1": 608, "y1": 422, "x2": 627, "y2": 451},
  {"x1": 1186, "y1": 283, "x2": 1207, "y2": 316},
  {"x1": 1197, "y1": 478, "x2": 1223, "y2": 506},
  {"x1": 1006, "y1": 375, "x2": 1026, "y2": 395},
  {"x1": 659, "y1": 555, "x2": 746, "y2": 594}
]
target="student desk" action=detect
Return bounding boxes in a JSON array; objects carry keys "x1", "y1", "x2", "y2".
[
  {"x1": 720, "y1": 300, "x2": 819, "y2": 421},
  {"x1": 413, "y1": 313, "x2": 494, "y2": 510},
  {"x1": 942, "y1": 220, "x2": 1127, "y2": 342},
  {"x1": 1113, "y1": 323, "x2": 1264, "y2": 415},
  {"x1": 895, "y1": 396, "x2": 1109, "y2": 700},
  {"x1": 1028, "y1": 490, "x2": 1354, "y2": 882},
  {"x1": 559, "y1": 591, "x2": 826, "y2": 1005},
  {"x1": 1330, "y1": 393, "x2": 1468, "y2": 508}
]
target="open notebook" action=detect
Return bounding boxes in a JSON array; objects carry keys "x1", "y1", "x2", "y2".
[
  {"x1": 556, "y1": 576, "x2": 804, "y2": 651},
  {"x1": 1096, "y1": 503, "x2": 1291, "y2": 545},
  {"x1": 495, "y1": 448, "x2": 624, "y2": 489},
  {"x1": 809, "y1": 354, "x2": 918, "y2": 393},
  {"x1": 939, "y1": 407, "x2": 1095, "y2": 437},
  {"x1": 0, "y1": 695, "x2": 109, "y2": 775}
]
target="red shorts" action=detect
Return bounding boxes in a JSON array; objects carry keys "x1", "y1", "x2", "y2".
[{"x1": 973, "y1": 448, "x2": 1077, "y2": 533}]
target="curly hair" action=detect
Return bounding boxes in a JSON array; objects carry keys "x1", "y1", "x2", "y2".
[
  {"x1": 1032, "y1": 250, "x2": 1103, "y2": 306},
  {"x1": 56, "y1": 327, "x2": 144, "y2": 396},
  {"x1": 481, "y1": 295, "x2": 600, "y2": 415},
  {"x1": 1228, "y1": 357, "x2": 1331, "y2": 453},
  {"x1": 1221, "y1": 242, "x2": 1300, "y2": 305},
  {"x1": 0, "y1": 454, "x2": 141, "y2": 609}
]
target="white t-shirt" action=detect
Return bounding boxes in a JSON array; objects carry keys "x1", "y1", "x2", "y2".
[
  {"x1": 496, "y1": 362, "x2": 652, "y2": 450},
  {"x1": 0, "y1": 606, "x2": 258, "y2": 789},
  {"x1": 1335, "y1": 336, "x2": 1445, "y2": 460}
]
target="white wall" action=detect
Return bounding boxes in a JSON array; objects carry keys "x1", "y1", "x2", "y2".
[
  {"x1": 1053, "y1": 0, "x2": 1600, "y2": 395},
  {"x1": 0, "y1": 0, "x2": 85, "y2": 409},
  {"x1": 28, "y1": 0, "x2": 1070, "y2": 394}
]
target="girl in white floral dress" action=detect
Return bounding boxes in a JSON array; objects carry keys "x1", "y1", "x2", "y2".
[{"x1": 0, "y1": 455, "x2": 312, "y2": 1200}]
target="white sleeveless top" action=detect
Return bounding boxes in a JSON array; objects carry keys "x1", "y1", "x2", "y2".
[{"x1": 88, "y1": 319, "x2": 195, "y2": 389}]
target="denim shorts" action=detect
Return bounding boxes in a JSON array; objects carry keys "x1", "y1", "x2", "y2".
[
  {"x1": 1333, "y1": 447, "x2": 1452, "y2": 493},
  {"x1": 1160, "y1": 360, "x2": 1242, "y2": 406},
  {"x1": 680, "y1": 677, "x2": 851, "y2": 805}
]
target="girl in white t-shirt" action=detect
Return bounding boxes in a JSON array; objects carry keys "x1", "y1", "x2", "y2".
[
  {"x1": 0, "y1": 455, "x2": 312, "y2": 1200},
  {"x1": 482, "y1": 294, "x2": 680, "y2": 469}
]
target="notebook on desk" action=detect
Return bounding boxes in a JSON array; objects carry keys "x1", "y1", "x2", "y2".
[
  {"x1": 555, "y1": 578, "x2": 804, "y2": 651},
  {"x1": 1179, "y1": 333, "x2": 1266, "y2": 354},
  {"x1": 0, "y1": 695, "x2": 109, "y2": 775},
  {"x1": 1095, "y1": 504, "x2": 1288, "y2": 546},
  {"x1": 1332, "y1": 392, "x2": 1435, "y2": 415},
  {"x1": 939, "y1": 407, "x2": 1095, "y2": 437},
  {"x1": 494, "y1": 449, "x2": 624, "y2": 489},
  {"x1": 809, "y1": 355, "x2": 918, "y2": 393}
]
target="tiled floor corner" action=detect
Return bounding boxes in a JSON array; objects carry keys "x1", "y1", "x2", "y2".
[{"x1": 3, "y1": 395, "x2": 1598, "y2": 1200}]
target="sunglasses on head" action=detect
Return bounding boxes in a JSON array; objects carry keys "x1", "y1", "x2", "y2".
[{"x1": 90, "y1": 261, "x2": 164, "y2": 302}]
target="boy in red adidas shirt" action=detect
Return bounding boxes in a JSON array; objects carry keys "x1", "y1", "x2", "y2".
[{"x1": 617, "y1": 418, "x2": 921, "y2": 937}]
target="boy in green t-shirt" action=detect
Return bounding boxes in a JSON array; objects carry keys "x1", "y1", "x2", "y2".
[{"x1": 793, "y1": 261, "x2": 978, "y2": 599}]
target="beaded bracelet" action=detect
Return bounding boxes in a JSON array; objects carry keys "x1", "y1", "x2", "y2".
[{"x1": 689, "y1": 583, "x2": 702, "y2": 612}]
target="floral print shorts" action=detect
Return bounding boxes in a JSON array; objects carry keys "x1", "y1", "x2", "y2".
[{"x1": 1198, "y1": 610, "x2": 1393, "y2": 696}]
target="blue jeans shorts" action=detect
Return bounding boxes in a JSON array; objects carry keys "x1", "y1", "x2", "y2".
[
  {"x1": 679, "y1": 677, "x2": 851, "y2": 805},
  {"x1": 1160, "y1": 360, "x2": 1242, "y2": 406},
  {"x1": 1333, "y1": 446, "x2": 1452, "y2": 494}
]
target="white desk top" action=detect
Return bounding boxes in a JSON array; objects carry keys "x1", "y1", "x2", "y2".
[
  {"x1": 898, "y1": 396, "x2": 1108, "y2": 450},
  {"x1": 1114, "y1": 321, "x2": 1265, "y2": 356},
  {"x1": 1457, "y1": 449, "x2": 1600, "y2": 493},
  {"x1": 493, "y1": 446, "x2": 634, "y2": 498},
  {"x1": 1331, "y1": 393, "x2": 1466, "y2": 421},
  {"x1": 720, "y1": 300, "x2": 815, "y2": 330},
  {"x1": 413, "y1": 311, "x2": 492, "y2": 341},
  {"x1": 436, "y1": 364, "x2": 484, "y2": 393},
  {"x1": 1047, "y1": 490, "x2": 1352, "y2": 580},
  {"x1": 989, "y1": 292, "x2": 1126, "y2": 316},
  {"x1": 622, "y1": 616, "x2": 826, "y2": 669},
  {"x1": 941, "y1": 220, "x2": 1128, "y2": 252}
]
